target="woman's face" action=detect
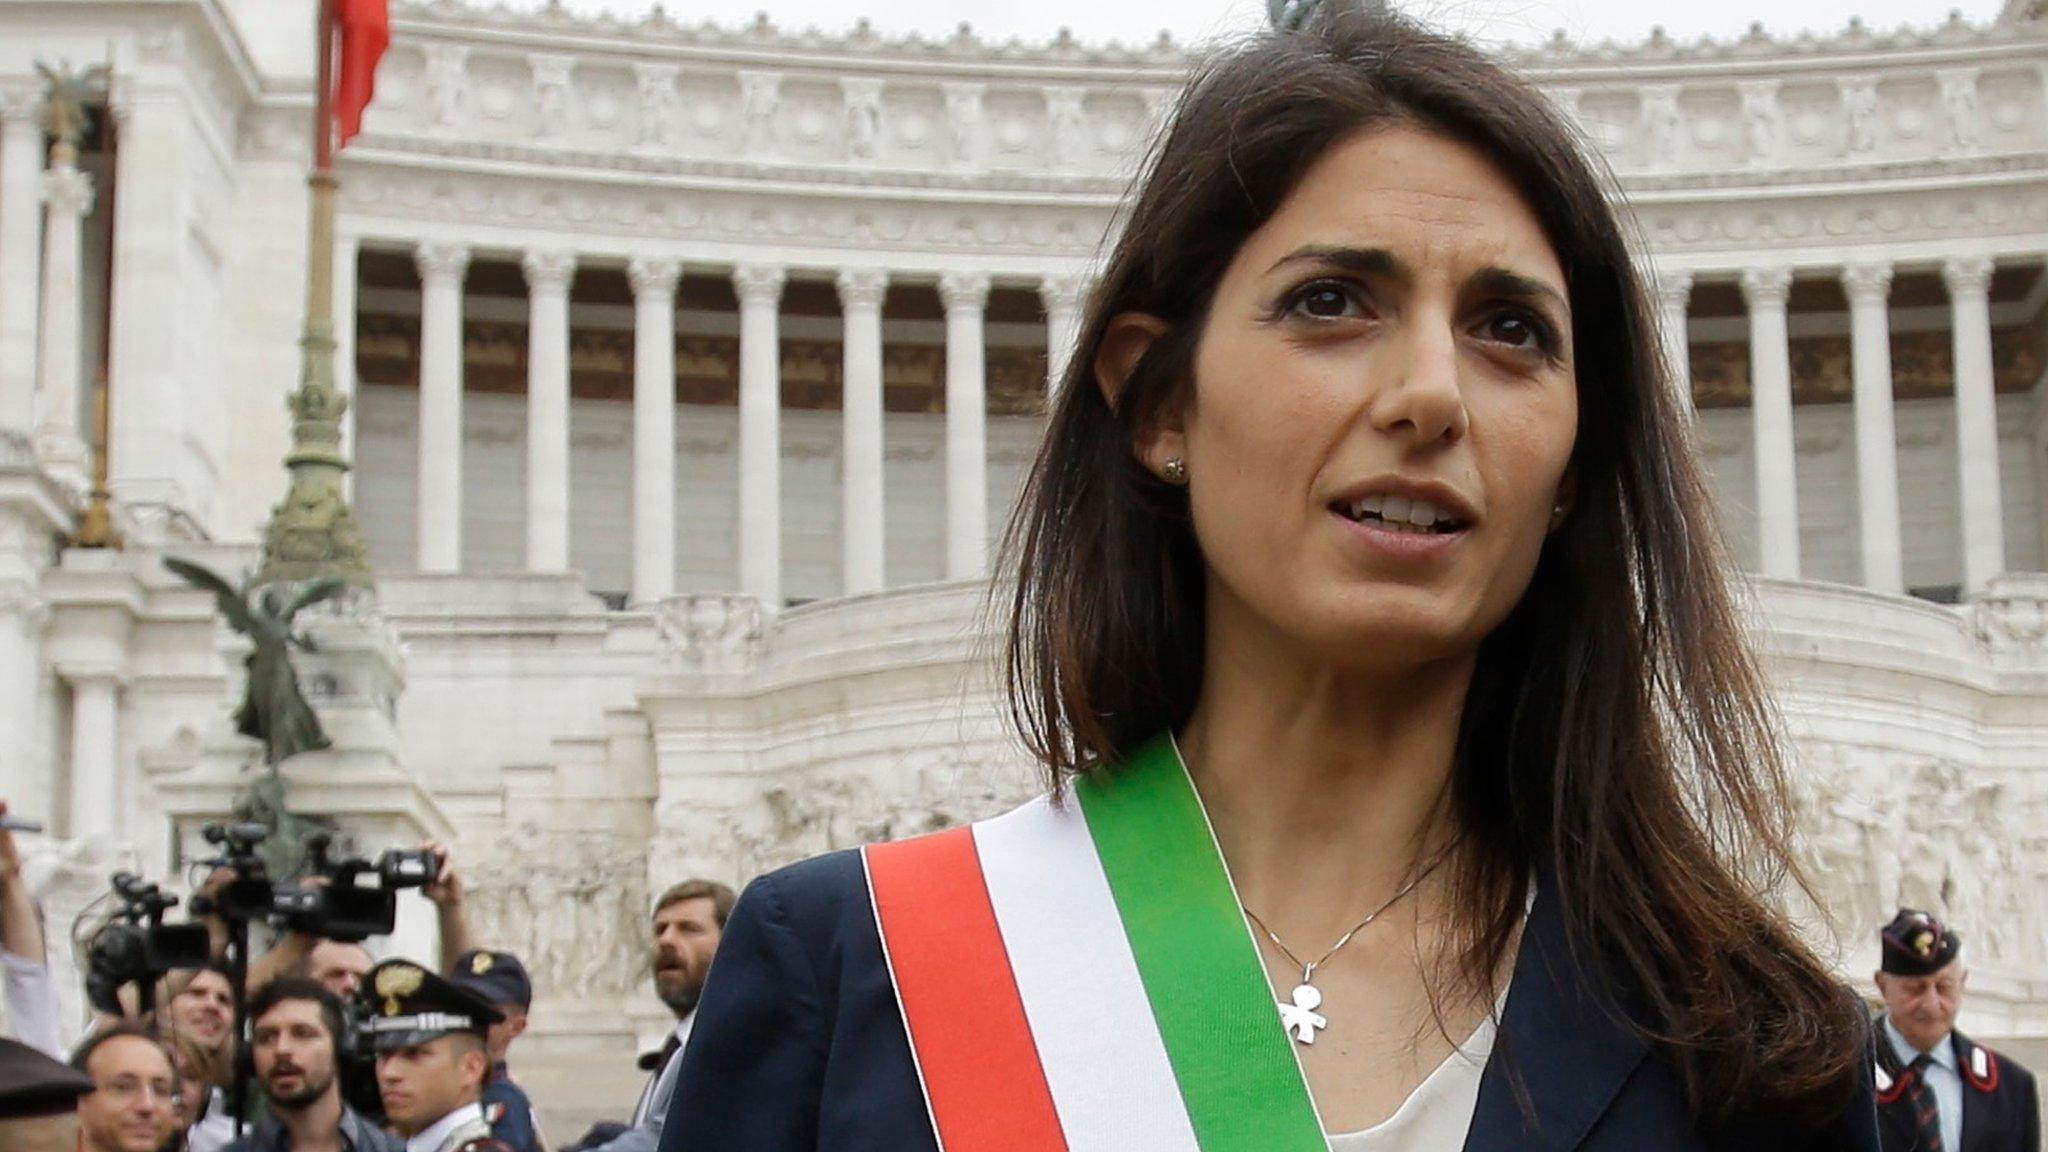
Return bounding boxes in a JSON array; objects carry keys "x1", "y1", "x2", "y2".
[{"x1": 1149, "y1": 124, "x2": 1578, "y2": 671}]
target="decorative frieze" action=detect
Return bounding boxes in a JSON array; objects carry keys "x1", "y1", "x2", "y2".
[{"x1": 352, "y1": 1, "x2": 2047, "y2": 202}]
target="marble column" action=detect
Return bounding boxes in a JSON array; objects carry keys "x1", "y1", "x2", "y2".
[
  {"x1": 66, "y1": 671, "x2": 121, "y2": 841},
  {"x1": 1039, "y1": 272, "x2": 1087, "y2": 396},
  {"x1": 415, "y1": 243, "x2": 470, "y2": 574},
  {"x1": 0, "y1": 91, "x2": 42, "y2": 437},
  {"x1": 34, "y1": 143, "x2": 93, "y2": 487},
  {"x1": 335, "y1": 234, "x2": 361, "y2": 499},
  {"x1": 1653, "y1": 269, "x2": 1693, "y2": 422},
  {"x1": 938, "y1": 271, "x2": 991, "y2": 580},
  {"x1": 1741, "y1": 266, "x2": 1799, "y2": 579},
  {"x1": 733, "y1": 264, "x2": 786, "y2": 607},
  {"x1": 837, "y1": 267, "x2": 888, "y2": 596},
  {"x1": 0, "y1": 580, "x2": 51, "y2": 826},
  {"x1": 522, "y1": 249, "x2": 576, "y2": 573},
  {"x1": 1944, "y1": 255, "x2": 2002, "y2": 593},
  {"x1": 1842, "y1": 262, "x2": 1903, "y2": 595},
  {"x1": 628, "y1": 257, "x2": 681, "y2": 604}
]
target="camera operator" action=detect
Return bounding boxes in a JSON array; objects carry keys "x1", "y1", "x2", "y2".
[
  {"x1": 222, "y1": 978, "x2": 399, "y2": 1152},
  {"x1": 251, "y1": 839, "x2": 461, "y2": 1006},
  {"x1": 357, "y1": 959, "x2": 513, "y2": 1152},
  {"x1": 301, "y1": 941, "x2": 373, "y2": 1000},
  {"x1": 0, "y1": 797, "x2": 63, "y2": 1058},
  {"x1": 70, "y1": 1022, "x2": 181, "y2": 1152}
]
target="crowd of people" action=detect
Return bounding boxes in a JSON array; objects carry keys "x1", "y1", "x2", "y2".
[
  {"x1": 0, "y1": 799, "x2": 736, "y2": 1152},
  {"x1": 0, "y1": 788, "x2": 2039, "y2": 1150}
]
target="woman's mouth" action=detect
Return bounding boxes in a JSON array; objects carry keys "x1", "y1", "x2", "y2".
[{"x1": 1331, "y1": 493, "x2": 1469, "y2": 534}]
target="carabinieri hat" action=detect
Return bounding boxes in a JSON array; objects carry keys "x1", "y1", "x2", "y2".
[
  {"x1": 355, "y1": 958, "x2": 504, "y2": 1052},
  {"x1": 449, "y1": 949, "x2": 533, "y2": 1011},
  {"x1": 1880, "y1": 908, "x2": 1962, "y2": 976}
]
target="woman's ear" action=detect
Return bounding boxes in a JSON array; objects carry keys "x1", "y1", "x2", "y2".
[
  {"x1": 1094, "y1": 312, "x2": 1187, "y2": 481},
  {"x1": 1094, "y1": 312, "x2": 1170, "y2": 409},
  {"x1": 1549, "y1": 468, "x2": 1579, "y2": 531}
]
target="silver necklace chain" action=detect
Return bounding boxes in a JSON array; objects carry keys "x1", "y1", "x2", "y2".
[{"x1": 1244, "y1": 840, "x2": 1461, "y2": 1045}]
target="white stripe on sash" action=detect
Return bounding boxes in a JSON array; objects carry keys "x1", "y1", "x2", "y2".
[{"x1": 973, "y1": 795, "x2": 1203, "y2": 1152}]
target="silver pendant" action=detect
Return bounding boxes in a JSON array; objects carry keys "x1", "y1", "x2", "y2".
[{"x1": 1278, "y1": 980, "x2": 1328, "y2": 1045}]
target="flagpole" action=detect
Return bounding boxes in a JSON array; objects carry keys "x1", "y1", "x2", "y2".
[
  {"x1": 308, "y1": 0, "x2": 335, "y2": 331},
  {"x1": 254, "y1": 0, "x2": 373, "y2": 588}
]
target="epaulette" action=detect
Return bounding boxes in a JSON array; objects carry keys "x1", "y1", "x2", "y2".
[{"x1": 1964, "y1": 1045, "x2": 2000, "y2": 1093}]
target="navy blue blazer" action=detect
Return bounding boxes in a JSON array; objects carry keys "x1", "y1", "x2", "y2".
[{"x1": 659, "y1": 849, "x2": 1881, "y2": 1151}]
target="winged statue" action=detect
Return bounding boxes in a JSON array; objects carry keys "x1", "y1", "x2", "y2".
[{"x1": 164, "y1": 558, "x2": 347, "y2": 766}]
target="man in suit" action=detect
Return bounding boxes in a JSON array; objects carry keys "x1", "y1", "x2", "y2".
[
  {"x1": 1873, "y1": 908, "x2": 2040, "y2": 1152},
  {"x1": 577, "y1": 880, "x2": 732, "y2": 1152}
]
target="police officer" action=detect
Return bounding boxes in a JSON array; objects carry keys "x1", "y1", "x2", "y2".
[
  {"x1": 1873, "y1": 908, "x2": 2040, "y2": 1152},
  {"x1": 355, "y1": 959, "x2": 514, "y2": 1152},
  {"x1": 448, "y1": 949, "x2": 547, "y2": 1152}
]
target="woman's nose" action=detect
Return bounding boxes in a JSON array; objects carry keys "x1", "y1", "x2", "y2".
[{"x1": 1368, "y1": 318, "x2": 1468, "y2": 444}]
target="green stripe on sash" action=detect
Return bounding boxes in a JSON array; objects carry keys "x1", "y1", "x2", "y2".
[{"x1": 1074, "y1": 734, "x2": 1329, "y2": 1152}]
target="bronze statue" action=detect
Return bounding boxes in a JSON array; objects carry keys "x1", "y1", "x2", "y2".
[
  {"x1": 34, "y1": 61, "x2": 106, "y2": 147},
  {"x1": 164, "y1": 559, "x2": 346, "y2": 766}
]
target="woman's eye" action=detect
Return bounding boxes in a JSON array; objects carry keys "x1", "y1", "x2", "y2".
[
  {"x1": 1480, "y1": 311, "x2": 1554, "y2": 353},
  {"x1": 1289, "y1": 282, "x2": 1360, "y2": 320}
]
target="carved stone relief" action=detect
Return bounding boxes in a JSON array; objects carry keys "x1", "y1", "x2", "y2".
[
  {"x1": 459, "y1": 825, "x2": 653, "y2": 999},
  {"x1": 1791, "y1": 747, "x2": 2047, "y2": 968},
  {"x1": 531, "y1": 54, "x2": 573, "y2": 142},
  {"x1": 422, "y1": 43, "x2": 470, "y2": 131},
  {"x1": 739, "y1": 71, "x2": 780, "y2": 155},
  {"x1": 634, "y1": 63, "x2": 680, "y2": 151},
  {"x1": 842, "y1": 78, "x2": 883, "y2": 163}
]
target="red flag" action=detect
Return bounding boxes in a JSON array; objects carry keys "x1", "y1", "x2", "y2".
[{"x1": 333, "y1": 0, "x2": 390, "y2": 146}]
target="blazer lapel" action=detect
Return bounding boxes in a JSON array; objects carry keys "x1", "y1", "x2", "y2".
[
  {"x1": 1953, "y1": 1032, "x2": 1988, "y2": 1152},
  {"x1": 1463, "y1": 874, "x2": 1651, "y2": 1152}
]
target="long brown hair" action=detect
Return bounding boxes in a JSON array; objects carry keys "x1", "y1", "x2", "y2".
[{"x1": 1001, "y1": 10, "x2": 1863, "y2": 1127}]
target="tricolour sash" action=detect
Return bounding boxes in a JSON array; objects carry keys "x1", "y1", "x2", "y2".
[{"x1": 863, "y1": 734, "x2": 1329, "y2": 1152}]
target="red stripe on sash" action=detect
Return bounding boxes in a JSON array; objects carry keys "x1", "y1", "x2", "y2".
[{"x1": 866, "y1": 828, "x2": 1070, "y2": 1152}]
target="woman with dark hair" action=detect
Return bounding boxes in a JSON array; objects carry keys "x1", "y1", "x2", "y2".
[{"x1": 661, "y1": 12, "x2": 1878, "y2": 1151}]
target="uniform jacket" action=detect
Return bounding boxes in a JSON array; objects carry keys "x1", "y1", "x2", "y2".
[
  {"x1": 1875, "y1": 1025, "x2": 2040, "y2": 1152},
  {"x1": 484, "y1": 1062, "x2": 550, "y2": 1152},
  {"x1": 659, "y1": 849, "x2": 1882, "y2": 1152},
  {"x1": 429, "y1": 1113, "x2": 517, "y2": 1152}
]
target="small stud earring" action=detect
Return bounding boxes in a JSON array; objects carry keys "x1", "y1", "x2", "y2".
[{"x1": 1162, "y1": 457, "x2": 1188, "y2": 485}]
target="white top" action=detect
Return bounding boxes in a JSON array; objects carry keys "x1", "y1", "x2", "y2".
[
  {"x1": 1323, "y1": 880, "x2": 1531, "y2": 1150},
  {"x1": 1, "y1": 947, "x2": 64, "y2": 1059},
  {"x1": 184, "y1": 1087, "x2": 236, "y2": 1152},
  {"x1": 1323, "y1": 1010, "x2": 1498, "y2": 1151},
  {"x1": 1884, "y1": 1016, "x2": 1963, "y2": 1152},
  {"x1": 406, "y1": 1102, "x2": 485, "y2": 1152}
]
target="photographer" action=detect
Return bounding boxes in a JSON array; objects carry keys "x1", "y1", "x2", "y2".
[
  {"x1": 301, "y1": 940, "x2": 373, "y2": 1000},
  {"x1": 223, "y1": 978, "x2": 399, "y2": 1152},
  {"x1": 0, "y1": 798, "x2": 63, "y2": 1058}
]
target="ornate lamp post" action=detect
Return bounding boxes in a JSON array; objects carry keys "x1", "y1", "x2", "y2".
[{"x1": 255, "y1": 0, "x2": 374, "y2": 589}]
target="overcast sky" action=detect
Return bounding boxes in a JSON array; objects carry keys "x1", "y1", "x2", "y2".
[{"x1": 548, "y1": 0, "x2": 2007, "y2": 52}]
